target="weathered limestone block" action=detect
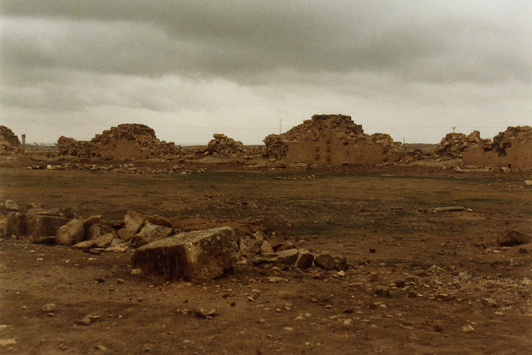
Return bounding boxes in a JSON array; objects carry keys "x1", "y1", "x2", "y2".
[
  {"x1": 131, "y1": 226, "x2": 238, "y2": 282},
  {"x1": 118, "y1": 211, "x2": 146, "y2": 241},
  {"x1": 314, "y1": 254, "x2": 336, "y2": 270},
  {"x1": 129, "y1": 223, "x2": 173, "y2": 248},
  {"x1": 146, "y1": 215, "x2": 172, "y2": 228},
  {"x1": 56, "y1": 219, "x2": 85, "y2": 246},
  {"x1": 26, "y1": 214, "x2": 69, "y2": 238},
  {"x1": 239, "y1": 235, "x2": 262, "y2": 256},
  {"x1": 86, "y1": 223, "x2": 114, "y2": 240},
  {"x1": 260, "y1": 240, "x2": 275, "y2": 254},
  {"x1": 94, "y1": 233, "x2": 115, "y2": 248},
  {"x1": 5, "y1": 200, "x2": 19, "y2": 211},
  {"x1": 6, "y1": 212, "x2": 26, "y2": 237},
  {"x1": 72, "y1": 240, "x2": 96, "y2": 250},
  {"x1": 296, "y1": 249, "x2": 315, "y2": 269},
  {"x1": 82, "y1": 215, "x2": 102, "y2": 228}
]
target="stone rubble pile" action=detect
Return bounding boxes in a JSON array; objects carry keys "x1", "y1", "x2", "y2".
[
  {"x1": 29, "y1": 162, "x2": 206, "y2": 175},
  {"x1": 436, "y1": 131, "x2": 485, "y2": 158},
  {"x1": 197, "y1": 134, "x2": 248, "y2": 157},
  {"x1": 56, "y1": 124, "x2": 183, "y2": 159},
  {"x1": 263, "y1": 114, "x2": 404, "y2": 161},
  {"x1": 0, "y1": 126, "x2": 21, "y2": 154},
  {"x1": 1, "y1": 199, "x2": 355, "y2": 282}
]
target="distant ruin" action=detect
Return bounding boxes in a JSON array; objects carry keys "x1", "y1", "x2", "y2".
[
  {"x1": 2, "y1": 119, "x2": 531, "y2": 170},
  {"x1": 0, "y1": 126, "x2": 21, "y2": 154},
  {"x1": 56, "y1": 124, "x2": 183, "y2": 160},
  {"x1": 263, "y1": 114, "x2": 404, "y2": 165},
  {"x1": 437, "y1": 126, "x2": 532, "y2": 169}
]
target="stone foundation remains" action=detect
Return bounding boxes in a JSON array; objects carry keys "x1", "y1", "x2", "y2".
[
  {"x1": 263, "y1": 114, "x2": 404, "y2": 165},
  {"x1": 56, "y1": 124, "x2": 183, "y2": 160}
]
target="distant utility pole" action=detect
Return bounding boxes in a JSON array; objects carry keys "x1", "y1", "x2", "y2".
[
  {"x1": 279, "y1": 119, "x2": 282, "y2": 134},
  {"x1": 452, "y1": 126, "x2": 456, "y2": 133}
]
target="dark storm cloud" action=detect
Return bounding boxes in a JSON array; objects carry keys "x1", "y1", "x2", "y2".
[{"x1": 2, "y1": 0, "x2": 530, "y2": 85}]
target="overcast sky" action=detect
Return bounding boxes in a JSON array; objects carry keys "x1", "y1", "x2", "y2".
[{"x1": 1, "y1": 1, "x2": 531, "y2": 145}]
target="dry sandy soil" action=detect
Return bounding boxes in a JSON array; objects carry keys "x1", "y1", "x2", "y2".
[{"x1": 1, "y1": 154, "x2": 531, "y2": 355}]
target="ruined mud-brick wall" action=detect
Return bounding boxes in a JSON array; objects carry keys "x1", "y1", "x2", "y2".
[
  {"x1": 461, "y1": 126, "x2": 532, "y2": 169},
  {"x1": 263, "y1": 114, "x2": 404, "y2": 165},
  {"x1": 0, "y1": 126, "x2": 21, "y2": 154},
  {"x1": 197, "y1": 134, "x2": 249, "y2": 157},
  {"x1": 56, "y1": 124, "x2": 183, "y2": 160}
]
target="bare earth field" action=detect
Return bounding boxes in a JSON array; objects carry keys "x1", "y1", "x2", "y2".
[{"x1": 1, "y1": 155, "x2": 531, "y2": 355}]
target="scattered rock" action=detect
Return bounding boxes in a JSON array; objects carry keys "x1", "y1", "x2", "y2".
[
  {"x1": 314, "y1": 254, "x2": 336, "y2": 271},
  {"x1": 432, "y1": 206, "x2": 466, "y2": 212},
  {"x1": 5, "y1": 200, "x2": 19, "y2": 211},
  {"x1": 130, "y1": 223, "x2": 173, "y2": 248},
  {"x1": 296, "y1": 249, "x2": 314, "y2": 269},
  {"x1": 462, "y1": 325, "x2": 474, "y2": 333},
  {"x1": 41, "y1": 303, "x2": 56, "y2": 312},
  {"x1": 194, "y1": 308, "x2": 218, "y2": 318},
  {"x1": 118, "y1": 211, "x2": 146, "y2": 241},
  {"x1": 72, "y1": 240, "x2": 96, "y2": 250},
  {"x1": 75, "y1": 317, "x2": 91, "y2": 326},
  {"x1": 497, "y1": 230, "x2": 531, "y2": 246},
  {"x1": 481, "y1": 298, "x2": 498, "y2": 308},
  {"x1": 0, "y1": 339, "x2": 17, "y2": 346}
]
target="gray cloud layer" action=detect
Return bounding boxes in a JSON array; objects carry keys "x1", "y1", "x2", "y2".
[
  {"x1": 1, "y1": 1, "x2": 531, "y2": 144},
  {"x1": 3, "y1": 0, "x2": 531, "y2": 83}
]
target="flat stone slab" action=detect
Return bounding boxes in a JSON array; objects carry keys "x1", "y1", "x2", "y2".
[
  {"x1": 432, "y1": 206, "x2": 466, "y2": 212},
  {"x1": 131, "y1": 226, "x2": 238, "y2": 282}
]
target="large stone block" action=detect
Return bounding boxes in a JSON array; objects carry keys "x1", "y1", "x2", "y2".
[
  {"x1": 56, "y1": 219, "x2": 85, "y2": 246},
  {"x1": 6, "y1": 212, "x2": 27, "y2": 237},
  {"x1": 131, "y1": 226, "x2": 238, "y2": 282},
  {"x1": 130, "y1": 223, "x2": 173, "y2": 248},
  {"x1": 26, "y1": 214, "x2": 69, "y2": 238}
]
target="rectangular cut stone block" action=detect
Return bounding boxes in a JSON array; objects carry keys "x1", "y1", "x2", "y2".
[
  {"x1": 131, "y1": 226, "x2": 238, "y2": 282},
  {"x1": 26, "y1": 214, "x2": 69, "y2": 238}
]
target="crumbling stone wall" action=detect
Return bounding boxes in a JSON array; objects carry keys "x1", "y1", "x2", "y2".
[
  {"x1": 0, "y1": 126, "x2": 21, "y2": 154},
  {"x1": 56, "y1": 124, "x2": 183, "y2": 160},
  {"x1": 263, "y1": 114, "x2": 404, "y2": 165},
  {"x1": 197, "y1": 134, "x2": 248, "y2": 157},
  {"x1": 462, "y1": 126, "x2": 532, "y2": 169}
]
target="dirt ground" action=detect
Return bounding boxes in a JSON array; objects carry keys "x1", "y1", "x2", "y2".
[{"x1": 1, "y1": 154, "x2": 531, "y2": 355}]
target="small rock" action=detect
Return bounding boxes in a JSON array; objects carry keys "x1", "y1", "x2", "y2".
[
  {"x1": 462, "y1": 325, "x2": 474, "y2": 333},
  {"x1": 0, "y1": 339, "x2": 17, "y2": 346},
  {"x1": 481, "y1": 298, "x2": 498, "y2": 308},
  {"x1": 433, "y1": 324, "x2": 444, "y2": 332},
  {"x1": 395, "y1": 280, "x2": 406, "y2": 288},
  {"x1": 497, "y1": 230, "x2": 531, "y2": 247},
  {"x1": 369, "y1": 272, "x2": 379, "y2": 282},
  {"x1": 41, "y1": 303, "x2": 56, "y2": 312},
  {"x1": 314, "y1": 254, "x2": 336, "y2": 270},
  {"x1": 194, "y1": 308, "x2": 217, "y2": 318},
  {"x1": 374, "y1": 286, "x2": 390, "y2": 297},
  {"x1": 75, "y1": 317, "x2": 91, "y2": 326}
]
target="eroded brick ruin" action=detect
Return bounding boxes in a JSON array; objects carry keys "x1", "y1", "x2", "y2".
[
  {"x1": 437, "y1": 126, "x2": 532, "y2": 169},
  {"x1": 263, "y1": 114, "x2": 404, "y2": 165},
  {"x1": 0, "y1": 126, "x2": 21, "y2": 155},
  {"x1": 2, "y1": 118, "x2": 531, "y2": 170},
  {"x1": 56, "y1": 124, "x2": 183, "y2": 160}
]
